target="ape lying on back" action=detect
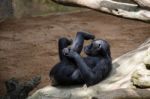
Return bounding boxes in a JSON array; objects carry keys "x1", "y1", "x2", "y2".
[{"x1": 50, "y1": 32, "x2": 112, "y2": 86}]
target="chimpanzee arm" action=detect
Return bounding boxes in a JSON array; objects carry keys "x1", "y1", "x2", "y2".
[
  {"x1": 66, "y1": 50, "x2": 111, "y2": 86},
  {"x1": 66, "y1": 50, "x2": 98, "y2": 86},
  {"x1": 77, "y1": 58, "x2": 111, "y2": 86},
  {"x1": 71, "y1": 32, "x2": 95, "y2": 54},
  {"x1": 58, "y1": 37, "x2": 72, "y2": 62}
]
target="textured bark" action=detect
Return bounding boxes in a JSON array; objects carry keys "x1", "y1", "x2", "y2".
[
  {"x1": 134, "y1": 0, "x2": 150, "y2": 8},
  {"x1": 54, "y1": 0, "x2": 150, "y2": 22}
]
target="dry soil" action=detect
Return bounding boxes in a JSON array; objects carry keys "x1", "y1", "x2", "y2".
[{"x1": 0, "y1": 10, "x2": 150, "y2": 95}]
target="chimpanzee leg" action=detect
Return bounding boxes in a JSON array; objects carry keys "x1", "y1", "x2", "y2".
[
  {"x1": 50, "y1": 37, "x2": 73, "y2": 85},
  {"x1": 58, "y1": 37, "x2": 72, "y2": 61},
  {"x1": 71, "y1": 32, "x2": 95, "y2": 54},
  {"x1": 5, "y1": 78, "x2": 19, "y2": 93}
]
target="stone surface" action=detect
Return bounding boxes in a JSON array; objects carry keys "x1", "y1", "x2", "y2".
[
  {"x1": 144, "y1": 47, "x2": 150, "y2": 69},
  {"x1": 28, "y1": 39, "x2": 150, "y2": 99},
  {"x1": 0, "y1": 0, "x2": 82, "y2": 19},
  {"x1": 0, "y1": 0, "x2": 13, "y2": 21},
  {"x1": 131, "y1": 47, "x2": 150, "y2": 88},
  {"x1": 131, "y1": 63, "x2": 150, "y2": 88}
]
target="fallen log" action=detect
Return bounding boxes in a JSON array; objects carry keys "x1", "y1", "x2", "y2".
[{"x1": 53, "y1": 0, "x2": 150, "y2": 22}]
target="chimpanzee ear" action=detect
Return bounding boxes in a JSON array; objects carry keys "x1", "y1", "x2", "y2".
[{"x1": 5, "y1": 78, "x2": 19, "y2": 93}]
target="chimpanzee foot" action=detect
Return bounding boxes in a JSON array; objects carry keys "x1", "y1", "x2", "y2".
[
  {"x1": 77, "y1": 31, "x2": 95, "y2": 40},
  {"x1": 62, "y1": 47, "x2": 71, "y2": 55},
  {"x1": 59, "y1": 37, "x2": 72, "y2": 46}
]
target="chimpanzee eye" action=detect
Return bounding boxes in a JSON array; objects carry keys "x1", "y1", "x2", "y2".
[
  {"x1": 94, "y1": 43, "x2": 101, "y2": 49},
  {"x1": 99, "y1": 44, "x2": 101, "y2": 48}
]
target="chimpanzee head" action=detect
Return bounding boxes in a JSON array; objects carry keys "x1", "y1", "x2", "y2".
[{"x1": 84, "y1": 39, "x2": 111, "y2": 57}]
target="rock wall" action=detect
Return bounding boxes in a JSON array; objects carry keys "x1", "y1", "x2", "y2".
[
  {"x1": 12, "y1": 0, "x2": 82, "y2": 18},
  {"x1": 0, "y1": 0, "x2": 82, "y2": 20},
  {"x1": 0, "y1": 0, "x2": 13, "y2": 21}
]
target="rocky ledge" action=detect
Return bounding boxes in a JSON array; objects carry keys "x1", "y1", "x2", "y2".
[{"x1": 28, "y1": 39, "x2": 150, "y2": 99}]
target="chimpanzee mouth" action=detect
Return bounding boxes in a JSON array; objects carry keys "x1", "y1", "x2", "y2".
[{"x1": 84, "y1": 46, "x2": 91, "y2": 55}]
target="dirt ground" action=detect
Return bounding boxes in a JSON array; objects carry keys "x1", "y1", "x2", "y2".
[{"x1": 0, "y1": 10, "x2": 150, "y2": 95}]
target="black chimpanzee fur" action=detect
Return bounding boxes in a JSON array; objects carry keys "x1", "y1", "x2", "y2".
[
  {"x1": 0, "y1": 76, "x2": 41, "y2": 99},
  {"x1": 50, "y1": 32, "x2": 112, "y2": 86}
]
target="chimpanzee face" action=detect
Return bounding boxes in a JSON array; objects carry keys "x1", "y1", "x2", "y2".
[{"x1": 84, "y1": 39, "x2": 110, "y2": 57}]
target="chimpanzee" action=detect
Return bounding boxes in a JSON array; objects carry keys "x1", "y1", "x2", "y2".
[
  {"x1": 0, "y1": 76, "x2": 41, "y2": 99},
  {"x1": 50, "y1": 32, "x2": 112, "y2": 86}
]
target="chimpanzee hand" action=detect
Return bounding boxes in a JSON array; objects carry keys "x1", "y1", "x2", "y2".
[
  {"x1": 63, "y1": 48, "x2": 79, "y2": 58},
  {"x1": 77, "y1": 32, "x2": 95, "y2": 40}
]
